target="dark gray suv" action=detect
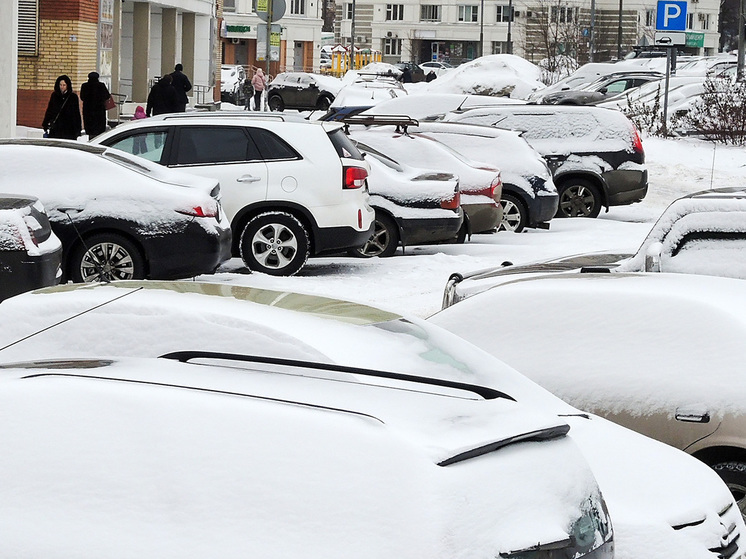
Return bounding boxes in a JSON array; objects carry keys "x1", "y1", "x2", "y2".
[{"x1": 445, "y1": 105, "x2": 647, "y2": 218}]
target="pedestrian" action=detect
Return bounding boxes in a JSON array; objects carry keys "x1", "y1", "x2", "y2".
[
  {"x1": 132, "y1": 105, "x2": 148, "y2": 154},
  {"x1": 426, "y1": 70, "x2": 437, "y2": 82},
  {"x1": 79, "y1": 71, "x2": 111, "y2": 139},
  {"x1": 399, "y1": 67, "x2": 413, "y2": 83},
  {"x1": 146, "y1": 74, "x2": 179, "y2": 116},
  {"x1": 170, "y1": 63, "x2": 192, "y2": 112},
  {"x1": 241, "y1": 77, "x2": 254, "y2": 110},
  {"x1": 251, "y1": 68, "x2": 267, "y2": 111},
  {"x1": 42, "y1": 75, "x2": 82, "y2": 140}
]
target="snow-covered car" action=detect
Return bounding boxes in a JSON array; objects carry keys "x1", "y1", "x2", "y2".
[
  {"x1": 432, "y1": 270, "x2": 746, "y2": 525},
  {"x1": 0, "y1": 139, "x2": 231, "y2": 283},
  {"x1": 220, "y1": 64, "x2": 247, "y2": 105},
  {"x1": 419, "y1": 60, "x2": 454, "y2": 78},
  {"x1": 0, "y1": 280, "x2": 614, "y2": 559},
  {"x1": 676, "y1": 55, "x2": 738, "y2": 77},
  {"x1": 91, "y1": 113, "x2": 375, "y2": 276},
  {"x1": 443, "y1": 105, "x2": 648, "y2": 219},
  {"x1": 362, "y1": 92, "x2": 525, "y2": 121},
  {"x1": 323, "y1": 74, "x2": 408, "y2": 120},
  {"x1": 0, "y1": 194, "x2": 62, "y2": 300},
  {"x1": 540, "y1": 72, "x2": 663, "y2": 106},
  {"x1": 347, "y1": 125, "x2": 502, "y2": 236},
  {"x1": 353, "y1": 142, "x2": 463, "y2": 256},
  {"x1": 267, "y1": 72, "x2": 341, "y2": 112},
  {"x1": 441, "y1": 186, "x2": 746, "y2": 306},
  {"x1": 406, "y1": 121, "x2": 558, "y2": 232}
]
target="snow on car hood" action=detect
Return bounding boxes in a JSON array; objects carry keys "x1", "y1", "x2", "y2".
[{"x1": 362, "y1": 93, "x2": 525, "y2": 120}]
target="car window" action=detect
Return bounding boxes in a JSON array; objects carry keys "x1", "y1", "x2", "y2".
[
  {"x1": 604, "y1": 79, "x2": 631, "y2": 94},
  {"x1": 492, "y1": 113, "x2": 600, "y2": 140},
  {"x1": 663, "y1": 231, "x2": 746, "y2": 278},
  {"x1": 106, "y1": 130, "x2": 169, "y2": 163},
  {"x1": 175, "y1": 126, "x2": 261, "y2": 165},
  {"x1": 327, "y1": 128, "x2": 365, "y2": 160},
  {"x1": 247, "y1": 128, "x2": 300, "y2": 161}
]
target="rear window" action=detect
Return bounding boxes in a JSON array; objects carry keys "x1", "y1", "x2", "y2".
[
  {"x1": 248, "y1": 128, "x2": 300, "y2": 161},
  {"x1": 176, "y1": 126, "x2": 261, "y2": 165},
  {"x1": 327, "y1": 128, "x2": 364, "y2": 160}
]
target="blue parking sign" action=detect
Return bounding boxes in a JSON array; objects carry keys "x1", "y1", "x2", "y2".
[{"x1": 656, "y1": 1, "x2": 687, "y2": 31}]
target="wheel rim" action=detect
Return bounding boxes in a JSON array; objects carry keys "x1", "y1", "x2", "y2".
[
  {"x1": 358, "y1": 220, "x2": 389, "y2": 257},
  {"x1": 560, "y1": 185, "x2": 596, "y2": 217},
  {"x1": 251, "y1": 222, "x2": 298, "y2": 270},
  {"x1": 500, "y1": 199, "x2": 522, "y2": 232},
  {"x1": 80, "y1": 241, "x2": 135, "y2": 282},
  {"x1": 726, "y1": 480, "x2": 746, "y2": 522}
]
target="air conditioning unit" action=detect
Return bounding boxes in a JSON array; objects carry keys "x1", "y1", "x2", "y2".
[
  {"x1": 231, "y1": 37, "x2": 240, "y2": 44},
  {"x1": 356, "y1": 35, "x2": 367, "y2": 43}
]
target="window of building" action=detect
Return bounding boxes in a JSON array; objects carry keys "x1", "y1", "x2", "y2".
[
  {"x1": 645, "y1": 10, "x2": 655, "y2": 26},
  {"x1": 223, "y1": 0, "x2": 236, "y2": 11},
  {"x1": 18, "y1": 0, "x2": 38, "y2": 56},
  {"x1": 290, "y1": 0, "x2": 305, "y2": 15},
  {"x1": 383, "y1": 37, "x2": 402, "y2": 55},
  {"x1": 492, "y1": 41, "x2": 511, "y2": 53},
  {"x1": 701, "y1": 13, "x2": 710, "y2": 29},
  {"x1": 345, "y1": 3, "x2": 354, "y2": 19},
  {"x1": 496, "y1": 5, "x2": 514, "y2": 22},
  {"x1": 458, "y1": 5, "x2": 479, "y2": 22},
  {"x1": 386, "y1": 4, "x2": 404, "y2": 20},
  {"x1": 551, "y1": 5, "x2": 577, "y2": 23},
  {"x1": 420, "y1": 4, "x2": 441, "y2": 21},
  {"x1": 687, "y1": 12, "x2": 694, "y2": 29}
]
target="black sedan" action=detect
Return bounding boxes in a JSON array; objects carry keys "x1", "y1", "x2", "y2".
[
  {"x1": 267, "y1": 72, "x2": 340, "y2": 111},
  {"x1": 0, "y1": 140, "x2": 232, "y2": 282},
  {"x1": 0, "y1": 194, "x2": 62, "y2": 300}
]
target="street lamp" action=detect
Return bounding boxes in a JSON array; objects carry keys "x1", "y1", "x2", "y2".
[{"x1": 479, "y1": 0, "x2": 485, "y2": 57}]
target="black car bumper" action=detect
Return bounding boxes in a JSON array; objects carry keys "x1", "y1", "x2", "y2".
[
  {"x1": 144, "y1": 219, "x2": 232, "y2": 279},
  {"x1": 314, "y1": 222, "x2": 376, "y2": 255},
  {"x1": 398, "y1": 212, "x2": 463, "y2": 247},
  {"x1": 0, "y1": 246, "x2": 62, "y2": 301},
  {"x1": 527, "y1": 192, "x2": 559, "y2": 227},
  {"x1": 605, "y1": 169, "x2": 648, "y2": 206}
]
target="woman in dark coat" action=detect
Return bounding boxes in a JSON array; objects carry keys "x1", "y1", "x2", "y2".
[
  {"x1": 79, "y1": 71, "x2": 111, "y2": 139},
  {"x1": 42, "y1": 75, "x2": 82, "y2": 140},
  {"x1": 146, "y1": 75, "x2": 179, "y2": 116}
]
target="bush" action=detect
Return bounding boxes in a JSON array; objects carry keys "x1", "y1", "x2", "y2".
[
  {"x1": 680, "y1": 77, "x2": 746, "y2": 145},
  {"x1": 620, "y1": 83, "x2": 666, "y2": 136}
]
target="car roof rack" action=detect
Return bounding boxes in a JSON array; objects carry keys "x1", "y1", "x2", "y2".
[
  {"x1": 160, "y1": 350, "x2": 513, "y2": 401},
  {"x1": 340, "y1": 114, "x2": 420, "y2": 134},
  {"x1": 151, "y1": 112, "x2": 304, "y2": 122}
]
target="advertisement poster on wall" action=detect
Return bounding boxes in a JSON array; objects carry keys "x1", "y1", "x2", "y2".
[{"x1": 99, "y1": 0, "x2": 114, "y2": 85}]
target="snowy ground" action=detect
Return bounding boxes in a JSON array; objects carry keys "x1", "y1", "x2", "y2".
[{"x1": 207, "y1": 135, "x2": 746, "y2": 318}]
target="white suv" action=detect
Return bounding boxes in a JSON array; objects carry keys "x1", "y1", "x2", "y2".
[{"x1": 92, "y1": 114, "x2": 374, "y2": 275}]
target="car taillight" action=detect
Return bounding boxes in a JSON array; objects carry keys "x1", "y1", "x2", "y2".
[
  {"x1": 344, "y1": 166, "x2": 368, "y2": 189},
  {"x1": 490, "y1": 174, "x2": 502, "y2": 198},
  {"x1": 630, "y1": 122, "x2": 644, "y2": 155},
  {"x1": 441, "y1": 190, "x2": 461, "y2": 210},
  {"x1": 177, "y1": 202, "x2": 218, "y2": 218}
]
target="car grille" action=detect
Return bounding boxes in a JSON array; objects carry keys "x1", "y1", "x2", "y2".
[{"x1": 673, "y1": 501, "x2": 743, "y2": 559}]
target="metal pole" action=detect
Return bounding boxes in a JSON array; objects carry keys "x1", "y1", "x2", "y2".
[
  {"x1": 350, "y1": 0, "x2": 356, "y2": 69},
  {"x1": 479, "y1": 0, "x2": 485, "y2": 57},
  {"x1": 507, "y1": 0, "x2": 513, "y2": 54},
  {"x1": 617, "y1": 0, "x2": 623, "y2": 59},
  {"x1": 738, "y1": 0, "x2": 745, "y2": 81},
  {"x1": 662, "y1": 47, "x2": 671, "y2": 136},
  {"x1": 266, "y1": 0, "x2": 273, "y2": 77},
  {"x1": 590, "y1": 0, "x2": 595, "y2": 62}
]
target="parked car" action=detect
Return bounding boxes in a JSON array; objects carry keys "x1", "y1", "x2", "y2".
[
  {"x1": 443, "y1": 105, "x2": 648, "y2": 219},
  {"x1": 0, "y1": 194, "x2": 62, "y2": 300},
  {"x1": 395, "y1": 61, "x2": 426, "y2": 82},
  {"x1": 362, "y1": 92, "x2": 524, "y2": 121},
  {"x1": 407, "y1": 121, "x2": 558, "y2": 232},
  {"x1": 323, "y1": 74, "x2": 408, "y2": 120},
  {"x1": 91, "y1": 113, "x2": 375, "y2": 276},
  {"x1": 220, "y1": 64, "x2": 247, "y2": 105},
  {"x1": 419, "y1": 60, "x2": 454, "y2": 78},
  {"x1": 441, "y1": 186, "x2": 746, "y2": 306},
  {"x1": 267, "y1": 72, "x2": 341, "y2": 111},
  {"x1": 0, "y1": 280, "x2": 614, "y2": 559},
  {"x1": 353, "y1": 141, "x2": 463, "y2": 256},
  {"x1": 347, "y1": 124, "x2": 502, "y2": 237},
  {"x1": 0, "y1": 140, "x2": 231, "y2": 282},
  {"x1": 433, "y1": 270, "x2": 746, "y2": 523},
  {"x1": 676, "y1": 55, "x2": 738, "y2": 77},
  {"x1": 0, "y1": 279, "x2": 740, "y2": 559},
  {"x1": 539, "y1": 72, "x2": 663, "y2": 105}
]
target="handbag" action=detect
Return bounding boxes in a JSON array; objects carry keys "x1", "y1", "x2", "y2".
[{"x1": 104, "y1": 95, "x2": 116, "y2": 110}]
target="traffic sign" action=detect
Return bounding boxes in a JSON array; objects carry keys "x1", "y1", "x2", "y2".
[
  {"x1": 654, "y1": 31, "x2": 686, "y2": 46},
  {"x1": 656, "y1": 1, "x2": 687, "y2": 31},
  {"x1": 256, "y1": 0, "x2": 286, "y2": 22}
]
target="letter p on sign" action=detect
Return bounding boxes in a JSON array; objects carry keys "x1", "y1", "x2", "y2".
[{"x1": 656, "y1": 0, "x2": 687, "y2": 31}]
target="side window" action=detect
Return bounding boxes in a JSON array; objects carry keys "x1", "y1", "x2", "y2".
[
  {"x1": 663, "y1": 230, "x2": 746, "y2": 278},
  {"x1": 604, "y1": 79, "x2": 631, "y2": 94},
  {"x1": 248, "y1": 128, "x2": 300, "y2": 161},
  {"x1": 175, "y1": 127, "x2": 261, "y2": 165},
  {"x1": 107, "y1": 130, "x2": 169, "y2": 163}
]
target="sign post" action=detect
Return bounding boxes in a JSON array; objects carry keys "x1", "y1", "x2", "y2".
[{"x1": 654, "y1": 0, "x2": 687, "y2": 136}]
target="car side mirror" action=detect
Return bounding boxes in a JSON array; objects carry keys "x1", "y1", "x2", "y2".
[
  {"x1": 599, "y1": 87, "x2": 608, "y2": 94},
  {"x1": 644, "y1": 241, "x2": 662, "y2": 272},
  {"x1": 310, "y1": 82, "x2": 318, "y2": 89}
]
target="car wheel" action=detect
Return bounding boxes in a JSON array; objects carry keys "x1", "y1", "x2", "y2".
[
  {"x1": 268, "y1": 95, "x2": 285, "y2": 112},
  {"x1": 316, "y1": 95, "x2": 332, "y2": 111},
  {"x1": 556, "y1": 179, "x2": 602, "y2": 218},
  {"x1": 351, "y1": 212, "x2": 399, "y2": 258},
  {"x1": 712, "y1": 462, "x2": 746, "y2": 522},
  {"x1": 69, "y1": 233, "x2": 145, "y2": 283},
  {"x1": 499, "y1": 193, "x2": 527, "y2": 233},
  {"x1": 240, "y1": 212, "x2": 309, "y2": 276}
]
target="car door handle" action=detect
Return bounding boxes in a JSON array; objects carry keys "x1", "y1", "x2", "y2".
[
  {"x1": 236, "y1": 175, "x2": 262, "y2": 183},
  {"x1": 675, "y1": 408, "x2": 711, "y2": 423}
]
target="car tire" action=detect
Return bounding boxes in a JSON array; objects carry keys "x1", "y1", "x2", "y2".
[
  {"x1": 240, "y1": 212, "x2": 309, "y2": 276},
  {"x1": 351, "y1": 212, "x2": 399, "y2": 258},
  {"x1": 69, "y1": 233, "x2": 145, "y2": 283},
  {"x1": 556, "y1": 179, "x2": 602, "y2": 218},
  {"x1": 712, "y1": 462, "x2": 746, "y2": 521},
  {"x1": 268, "y1": 95, "x2": 285, "y2": 112},
  {"x1": 316, "y1": 95, "x2": 333, "y2": 111},
  {"x1": 499, "y1": 193, "x2": 527, "y2": 233}
]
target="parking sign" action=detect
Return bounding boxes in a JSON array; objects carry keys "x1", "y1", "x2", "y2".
[{"x1": 656, "y1": 1, "x2": 687, "y2": 31}]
